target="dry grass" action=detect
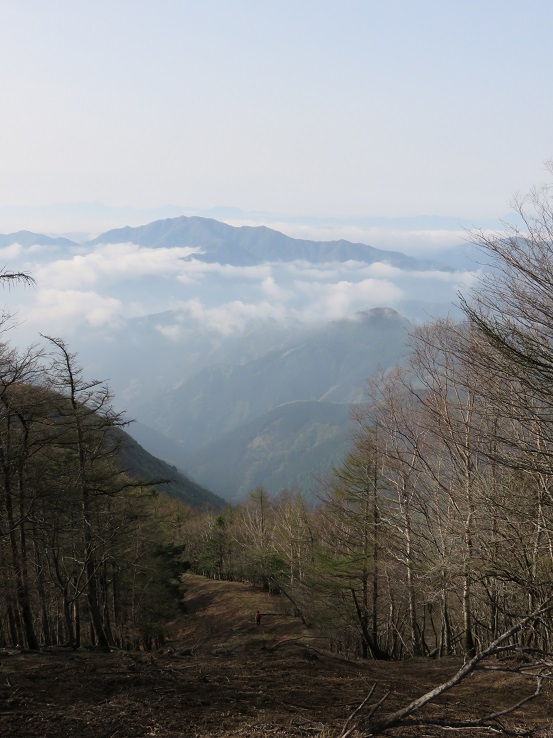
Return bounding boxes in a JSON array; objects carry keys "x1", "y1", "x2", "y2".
[{"x1": 0, "y1": 574, "x2": 551, "y2": 737}]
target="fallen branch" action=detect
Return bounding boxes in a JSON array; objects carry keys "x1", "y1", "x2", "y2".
[
  {"x1": 397, "y1": 675, "x2": 544, "y2": 736},
  {"x1": 338, "y1": 596, "x2": 553, "y2": 737},
  {"x1": 339, "y1": 684, "x2": 392, "y2": 738}
]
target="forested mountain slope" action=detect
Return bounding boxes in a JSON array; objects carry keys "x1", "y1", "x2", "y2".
[
  {"x1": 116, "y1": 428, "x2": 225, "y2": 510},
  {"x1": 138, "y1": 308, "x2": 411, "y2": 448},
  {"x1": 131, "y1": 308, "x2": 412, "y2": 499},
  {"x1": 185, "y1": 400, "x2": 356, "y2": 500}
]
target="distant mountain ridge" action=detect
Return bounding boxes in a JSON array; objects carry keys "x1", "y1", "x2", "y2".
[
  {"x1": 0, "y1": 230, "x2": 77, "y2": 248},
  {"x1": 0, "y1": 214, "x2": 469, "y2": 272},
  {"x1": 0, "y1": 216, "x2": 464, "y2": 501},
  {"x1": 88, "y1": 215, "x2": 448, "y2": 269}
]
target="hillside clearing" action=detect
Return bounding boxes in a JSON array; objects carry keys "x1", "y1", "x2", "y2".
[{"x1": 0, "y1": 574, "x2": 551, "y2": 737}]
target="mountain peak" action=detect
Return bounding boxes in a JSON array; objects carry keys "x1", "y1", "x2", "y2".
[{"x1": 88, "y1": 215, "x2": 443, "y2": 270}]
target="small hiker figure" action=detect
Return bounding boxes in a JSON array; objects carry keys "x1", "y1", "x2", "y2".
[{"x1": 256, "y1": 610, "x2": 262, "y2": 626}]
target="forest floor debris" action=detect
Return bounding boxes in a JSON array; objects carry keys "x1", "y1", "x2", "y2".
[{"x1": 1, "y1": 574, "x2": 551, "y2": 737}]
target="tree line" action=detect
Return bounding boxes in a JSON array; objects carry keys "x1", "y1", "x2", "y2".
[{"x1": 0, "y1": 331, "x2": 187, "y2": 651}]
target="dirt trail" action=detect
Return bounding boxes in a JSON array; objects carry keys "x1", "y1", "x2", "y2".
[
  {"x1": 176, "y1": 573, "x2": 317, "y2": 651},
  {"x1": 0, "y1": 574, "x2": 551, "y2": 737}
]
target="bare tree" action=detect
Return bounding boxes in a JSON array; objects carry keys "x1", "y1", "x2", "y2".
[
  {"x1": 461, "y1": 171, "x2": 553, "y2": 474},
  {"x1": 41, "y1": 336, "x2": 127, "y2": 649}
]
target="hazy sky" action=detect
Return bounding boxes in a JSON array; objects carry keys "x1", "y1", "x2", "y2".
[{"x1": 1, "y1": 0, "x2": 552, "y2": 233}]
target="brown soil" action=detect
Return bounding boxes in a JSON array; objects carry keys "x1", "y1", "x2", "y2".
[{"x1": 1, "y1": 574, "x2": 551, "y2": 737}]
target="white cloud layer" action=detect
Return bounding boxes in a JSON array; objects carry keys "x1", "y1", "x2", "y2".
[
  {"x1": 3, "y1": 239, "x2": 477, "y2": 347},
  {"x1": 24, "y1": 288, "x2": 122, "y2": 333},
  {"x1": 34, "y1": 243, "x2": 200, "y2": 289}
]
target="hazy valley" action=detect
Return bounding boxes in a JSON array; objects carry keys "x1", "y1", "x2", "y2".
[{"x1": 0, "y1": 215, "x2": 479, "y2": 502}]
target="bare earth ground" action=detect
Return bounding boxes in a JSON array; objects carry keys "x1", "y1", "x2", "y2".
[{"x1": 1, "y1": 574, "x2": 551, "y2": 737}]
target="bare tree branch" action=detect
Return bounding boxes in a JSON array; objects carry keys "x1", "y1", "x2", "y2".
[
  {"x1": 341, "y1": 597, "x2": 553, "y2": 737},
  {"x1": 0, "y1": 269, "x2": 35, "y2": 288}
]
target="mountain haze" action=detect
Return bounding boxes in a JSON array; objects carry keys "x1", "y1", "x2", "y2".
[
  {"x1": 130, "y1": 308, "x2": 413, "y2": 499},
  {"x1": 116, "y1": 428, "x2": 225, "y2": 510},
  {"x1": 185, "y1": 400, "x2": 357, "y2": 501},
  {"x1": 136, "y1": 308, "x2": 412, "y2": 451},
  {"x1": 0, "y1": 215, "x2": 469, "y2": 500}
]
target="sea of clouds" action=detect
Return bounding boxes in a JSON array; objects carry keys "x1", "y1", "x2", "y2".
[{"x1": 0, "y1": 236, "x2": 481, "y2": 347}]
